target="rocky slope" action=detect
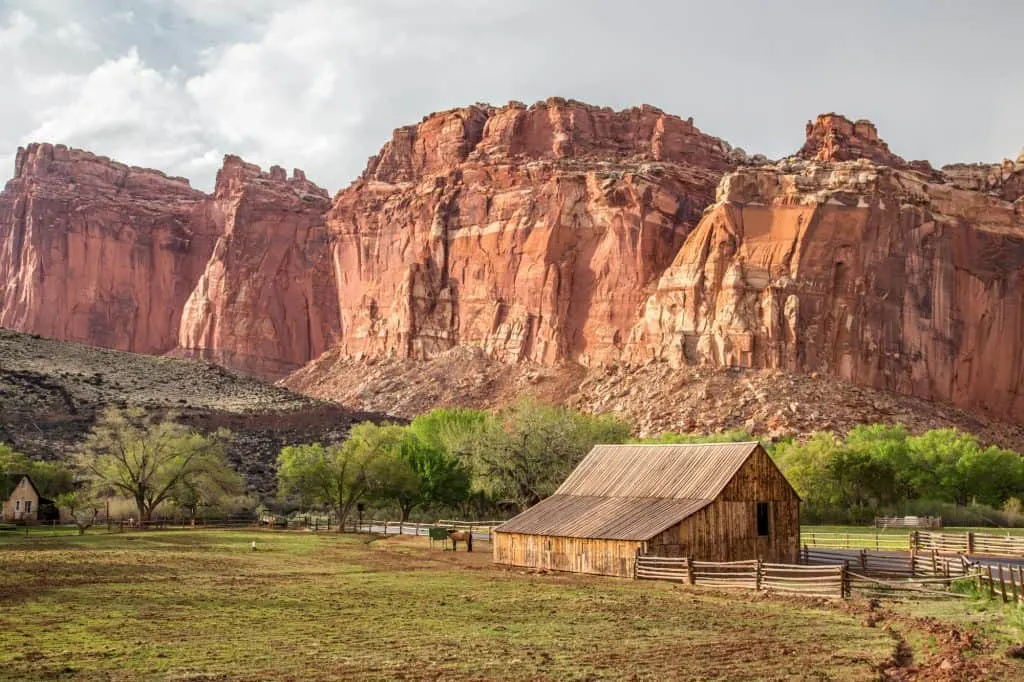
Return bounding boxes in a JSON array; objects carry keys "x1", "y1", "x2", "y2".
[
  {"x1": 283, "y1": 346, "x2": 1024, "y2": 452},
  {"x1": 0, "y1": 328, "x2": 382, "y2": 494}
]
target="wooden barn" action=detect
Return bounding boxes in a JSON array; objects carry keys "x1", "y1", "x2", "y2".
[{"x1": 492, "y1": 443, "x2": 800, "y2": 577}]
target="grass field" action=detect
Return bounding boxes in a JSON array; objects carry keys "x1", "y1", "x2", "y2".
[{"x1": 2, "y1": 530, "x2": 1023, "y2": 681}]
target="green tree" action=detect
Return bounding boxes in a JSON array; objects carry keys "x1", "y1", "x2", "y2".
[
  {"x1": 77, "y1": 408, "x2": 238, "y2": 523},
  {"x1": 463, "y1": 400, "x2": 631, "y2": 510},
  {"x1": 276, "y1": 423, "x2": 407, "y2": 527},
  {"x1": 956, "y1": 445, "x2": 1024, "y2": 508},
  {"x1": 55, "y1": 487, "x2": 102, "y2": 535},
  {"x1": 369, "y1": 432, "x2": 471, "y2": 521},
  {"x1": 906, "y1": 429, "x2": 981, "y2": 504},
  {"x1": 409, "y1": 408, "x2": 489, "y2": 455}
]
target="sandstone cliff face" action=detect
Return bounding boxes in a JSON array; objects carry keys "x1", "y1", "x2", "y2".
[
  {"x1": 0, "y1": 143, "x2": 218, "y2": 354},
  {"x1": 176, "y1": 157, "x2": 339, "y2": 378},
  {"x1": 329, "y1": 98, "x2": 733, "y2": 366},
  {"x1": 625, "y1": 154, "x2": 1024, "y2": 421}
]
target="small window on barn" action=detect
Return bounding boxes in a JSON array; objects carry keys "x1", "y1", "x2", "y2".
[{"x1": 756, "y1": 502, "x2": 770, "y2": 537}]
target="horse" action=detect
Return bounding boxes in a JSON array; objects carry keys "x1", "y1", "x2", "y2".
[{"x1": 447, "y1": 528, "x2": 473, "y2": 552}]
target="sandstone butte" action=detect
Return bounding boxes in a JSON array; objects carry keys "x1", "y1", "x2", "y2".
[{"x1": 1, "y1": 99, "x2": 1023, "y2": 425}]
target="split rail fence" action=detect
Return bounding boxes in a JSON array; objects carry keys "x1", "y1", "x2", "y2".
[{"x1": 635, "y1": 556, "x2": 847, "y2": 598}]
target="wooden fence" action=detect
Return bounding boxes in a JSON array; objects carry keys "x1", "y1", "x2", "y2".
[
  {"x1": 802, "y1": 531, "x2": 910, "y2": 551},
  {"x1": 979, "y1": 564, "x2": 1024, "y2": 603},
  {"x1": 874, "y1": 516, "x2": 942, "y2": 529},
  {"x1": 804, "y1": 530, "x2": 1024, "y2": 558},
  {"x1": 343, "y1": 519, "x2": 500, "y2": 542},
  {"x1": 635, "y1": 556, "x2": 846, "y2": 598},
  {"x1": 802, "y1": 547, "x2": 971, "y2": 579}
]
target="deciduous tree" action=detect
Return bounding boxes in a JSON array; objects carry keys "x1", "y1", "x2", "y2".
[{"x1": 77, "y1": 408, "x2": 238, "y2": 523}]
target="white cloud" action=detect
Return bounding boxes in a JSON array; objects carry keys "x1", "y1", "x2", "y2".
[{"x1": 0, "y1": 0, "x2": 1023, "y2": 192}]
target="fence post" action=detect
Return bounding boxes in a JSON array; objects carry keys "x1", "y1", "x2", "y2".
[
  {"x1": 910, "y1": 549, "x2": 916, "y2": 577},
  {"x1": 802, "y1": 544, "x2": 808, "y2": 564},
  {"x1": 999, "y1": 566, "x2": 1009, "y2": 603},
  {"x1": 986, "y1": 566, "x2": 996, "y2": 599},
  {"x1": 911, "y1": 531, "x2": 919, "y2": 552},
  {"x1": 686, "y1": 557, "x2": 695, "y2": 586},
  {"x1": 859, "y1": 549, "x2": 867, "y2": 572},
  {"x1": 840, "y1": 563, "x2": 849, "y2": 599},
  {"x1": 756, "y1": 558, "x2": 763, "y2": 592},
  {"x1": 967, "y1": 531, "x2": 975, "y2": 555}
]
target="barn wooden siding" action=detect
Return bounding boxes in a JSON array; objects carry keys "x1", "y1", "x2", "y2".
[
  {"x1": 647, "y1": 447, "x2": 800, "y2": 563},
  {"x1": 492, "y1": 532, "x2": 643, "y2": 578}
]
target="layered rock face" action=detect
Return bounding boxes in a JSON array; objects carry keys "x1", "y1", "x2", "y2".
[
  {"x1": 176, "y1": 157, "x2": 339, "y2": 377},
  {"x1": 0, "y1": 143, "x2": 218, "y2": 354},
  {"x1": 626, "y1": 116, "x2": 1024, "y2": 421},
  {"x1": 3, "y1": 105, "x2": 1024, "y2": 427},
  {"x1": 329, "y1": 98, "x2": 733, "y2": 365}
]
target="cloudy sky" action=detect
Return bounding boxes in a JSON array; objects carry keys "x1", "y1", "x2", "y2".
[{"x1": 1, "y1": 0, "x2": 1021, "y2": 192}]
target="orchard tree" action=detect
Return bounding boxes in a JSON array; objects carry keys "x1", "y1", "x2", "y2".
[
  {"x1": 464, "y1": 400, "x2": 630, "y2": 510},
  {"x1": 56, "y1": 487, "x2": 102, "y2": 535},
  {"x1": 276, "y1": 423, "x2": 407, "y2": 527},
  {"x1": 77, "y1": 408, "x2": 238, "y2": 523},
  {"x1": 369, "y1": 432, "x2": 471, "y2": 521}
]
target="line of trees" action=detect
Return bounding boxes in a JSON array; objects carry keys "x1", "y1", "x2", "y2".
[
  {"x1": 4, "y1": 403, "x2": 1024, "y2": 531},
  {"x1": 274, "y1": 402, "x2": 631, "y2": 526}
]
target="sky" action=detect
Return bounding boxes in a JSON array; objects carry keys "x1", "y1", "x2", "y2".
[{"x1": 1, "y1": 0, "x2": 1022, "y2": 192}]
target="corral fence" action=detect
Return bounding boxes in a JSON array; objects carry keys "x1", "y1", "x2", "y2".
[
  {"x1": 804, "y1": 530, "x2": 1024, "y2": 558},
  {"x1": 874, "y1": 515, "x2": 942, "y2": 529},
  {"x1": 802, "y1": 547, "x2": 972, "y2": 580},
  {"x1": 343, "y1": 519, "x2": 501, "y2": 542},
  {"x1": 635, "y1": 556, "x2": 847, "y2": 598}
]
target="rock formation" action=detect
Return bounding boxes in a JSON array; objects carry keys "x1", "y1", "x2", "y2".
[
  {"x1": 3, "y1": 104, "x2": 1024, "y2": 427},
  {"x1": 0, "y1": 143, "x2": 218, "y2": 354},
  {"x1": 626, "y1": 121, "x2": 1024, "y2": 422},
  {"x1": 329, "y1": 98, "x2": 733, "y2": 366},
  {"x1": 175, "y1": 157, "x2": 339, "y2": 377}
]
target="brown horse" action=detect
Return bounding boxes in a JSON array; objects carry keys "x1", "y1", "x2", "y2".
[{"x1": 447, "y1": 529, "x2": 473, "y2": 552}]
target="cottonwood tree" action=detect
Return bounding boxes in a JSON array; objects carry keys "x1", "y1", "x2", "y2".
[{"x1": 77, "y1": 408, "x2": 239, "y2": 523}]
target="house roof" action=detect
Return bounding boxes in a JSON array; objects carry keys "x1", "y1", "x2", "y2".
[
  {"x1": 495, "y1": 442, "x2": 762, "y2": 541},
  {"x1": 1, "y1": 473, "x2": 38, "y2": 500}
]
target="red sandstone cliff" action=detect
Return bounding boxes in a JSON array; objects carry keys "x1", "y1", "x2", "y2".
[
  {"x1": 626, "y1": 115, "x2": 1024, "y2": 421},
  {"x1": 328, "y1": 98, "x2": 733, "y2": 366},
  {"x1": 175, "y1": 157, "x2": 339, "y2": 377},
  {"x1": 3, "y1": 105, "x2": 1024, "y2": 427},
  {"x1": 0, "y1": 143, "x2": 218, "y2": 354}
]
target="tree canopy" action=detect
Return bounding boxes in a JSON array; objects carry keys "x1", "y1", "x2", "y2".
[{"x1": 76, "y1": 408, "x2": 241, "y2": 522}]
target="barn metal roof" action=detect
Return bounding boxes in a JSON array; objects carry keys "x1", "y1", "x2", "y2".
[{"x1": 495, "y1": 442, "x2": 762, "y2": 541}]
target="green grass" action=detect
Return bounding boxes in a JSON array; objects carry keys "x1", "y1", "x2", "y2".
[{"x1": 0, "y1": 530, "x2": 901, "y2": 681}]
